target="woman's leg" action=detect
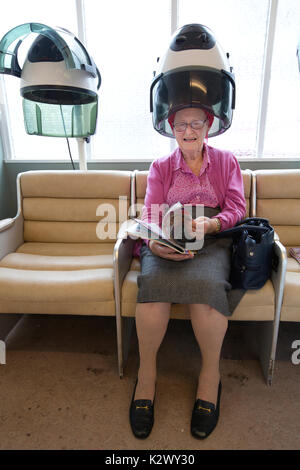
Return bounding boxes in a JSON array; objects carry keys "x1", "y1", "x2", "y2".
[
  {"x1": 189, "y1": 304, "x2": 228, "y2": 405},
  {"x1": 134, "y1": 302, "x2": 171, "y2": 401}
]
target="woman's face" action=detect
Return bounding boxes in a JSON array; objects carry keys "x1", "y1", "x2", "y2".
[{"x1": 173, "y1": 108, "x2": 209, "y2": 156}]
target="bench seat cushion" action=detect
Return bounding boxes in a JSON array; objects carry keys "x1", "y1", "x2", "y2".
[
  {"x1": 281, "y1": 271, "x2": 300, "y2": 321},
  {"x1": 0, "y1": 253, "x2": 113, "y2": 270},
  {"x1": 0, "y1": 266, "x2": 115, "y2": 315},
  {"x1": 16, "y1": 242, "x2": 114, "y2": 256},
  {"x1": 0, "y1": 243, "x2": 116, "y2": 316}
]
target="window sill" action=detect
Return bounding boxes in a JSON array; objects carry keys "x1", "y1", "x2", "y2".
[{"x1": 4, "y1": 157, "x2": 300, "y2": 165}]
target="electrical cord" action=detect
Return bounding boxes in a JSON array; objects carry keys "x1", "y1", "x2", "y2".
[
  {"x1": 65, "y1": 134, "x2": 75, "y2": 170},
  {"x1": 59, "y1": 105, "x2": 75, "y2": 170}
]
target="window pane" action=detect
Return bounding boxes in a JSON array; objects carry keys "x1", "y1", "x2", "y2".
[
  {"x1": 85, "y1": 0, "x2": 171, "y2": 160},
  {"x1": 263, "y1": 0, "x2": 300, "y2": 158},
  {"x1": 178, "y1": 0, "x2": 269, "y2": 157},
  {"x1": 1, "y1": 0, "x2": 79, "y2": 160}
]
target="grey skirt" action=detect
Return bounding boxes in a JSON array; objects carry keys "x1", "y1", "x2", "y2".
[{"x1": 137, "y1": 207, "x2": 246, "y2": 317}]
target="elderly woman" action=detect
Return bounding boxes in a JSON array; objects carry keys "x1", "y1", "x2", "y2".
[{"x1": 129, "y1": 106, "x2": 246, "y2": 439}]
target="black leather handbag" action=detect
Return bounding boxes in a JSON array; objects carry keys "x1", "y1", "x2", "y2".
[{"x1": 217, "y1": 217, "x2": 275, "y2": 290}]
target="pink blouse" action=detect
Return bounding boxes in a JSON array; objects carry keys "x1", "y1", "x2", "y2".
[
  {"x1": 166, "y1": 147, "x2": 218, "y2": 207},
  {"x1": 132, "y1": 144, "x2": 246, "y2": 256}
]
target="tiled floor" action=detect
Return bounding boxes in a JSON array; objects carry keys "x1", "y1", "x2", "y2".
[{"x1": 0, "y1": 314, "x2": 299, "y2": 450}]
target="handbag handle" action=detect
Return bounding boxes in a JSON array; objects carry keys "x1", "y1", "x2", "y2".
[
  {"x1": 234, "y1": 217, "x2": 270, "y2": 228},
  {"x1": 215, "y1": 217, "x2": 273, "y2": 238}
]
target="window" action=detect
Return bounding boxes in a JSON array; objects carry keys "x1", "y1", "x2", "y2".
[
  {"x1": 263, "y1": 0, "x2": 300, "y2": 157},
  {"x1": 0, "y1": 0, "x2": 78, "y2": 160},
  {"x1": 178, "y1": 0, "x2": 269, "y2": 157},
  {"x1": 0, "y1": 0, "x2": 299, "y2": 161},
  {"x1": 178, "y1": 0, "x2": 300, "y2": 158},
  {"x1": 84, "y1": 0, "x2": 172, "y2": 160}
]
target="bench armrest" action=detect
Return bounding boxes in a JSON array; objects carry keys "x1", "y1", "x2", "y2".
[
  {"x1": 114, "y1": 219, "x2": 138, "y2": 294},
  {"x1": 113, "y1": 236, "x2": 136, "y2": 377},
  {"x1": 269, "y1": 239, "x2": 287, "y2": 356},
  {"x1": 271, "y1": 239, "x2": 287, "y2": 300},
  {"x1": 0, "y1": 218, "x2": 15, "y2": 232},
  {"x1": 113, "y1": 237, "x2": 136, "y2": 295},
  {"x1": 0, "y1": 214, "x2": 24, "y2": 260}
]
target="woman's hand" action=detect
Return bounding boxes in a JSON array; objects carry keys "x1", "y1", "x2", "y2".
[
  {"x1": 149, "y1": 240, "x2": 194, "y2": 261},
  {"x1": 192, "y1": 216, "x2": 219, "y2": 236}
]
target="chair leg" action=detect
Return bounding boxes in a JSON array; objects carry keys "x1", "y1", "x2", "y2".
[
  {"x1": 0, "y1": 314, "x2": 23, "y2": 363},
  {"x1": 0, "y1": 314, "x2": 23, "y2": 341},
  {"x1": 116, "y1": 313, "x2": 135, "y2": 379},
  {"x1": 116, "y1": 310, "x2": 124, "y2": 378},
  {"x1": 257, "y1": 320, "x2": 278, "y2": 386}
]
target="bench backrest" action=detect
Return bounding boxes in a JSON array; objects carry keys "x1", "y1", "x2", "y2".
[
  {"x1": 255, "y1": 170, "x2": 300, "y2": 248},
  {"x1": 19, "y1": 170, "x2": 131, "y2": 244}
]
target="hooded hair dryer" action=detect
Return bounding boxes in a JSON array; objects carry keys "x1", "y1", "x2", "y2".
[
  {"x1": 150, "y1": 23, "x2": 235, "y2": 138},
  {"x1": 0, "y1": 23, "x2": 101, "y2": 139}
]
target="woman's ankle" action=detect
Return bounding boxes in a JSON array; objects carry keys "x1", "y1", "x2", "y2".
[
  {"x1": 196, "y1": 370, "x2": 220, "y2": 406},
  {"x1": 134, "y1": 369, "x2": 156, "y2": 402}
]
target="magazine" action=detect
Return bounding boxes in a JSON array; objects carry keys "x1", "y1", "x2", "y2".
[
  {"x1": 123, "y1": 202, "x2": 204, "y2": 254},
  {"x1": 289, "y1": 247, "x2": 300, "y2": 264}
]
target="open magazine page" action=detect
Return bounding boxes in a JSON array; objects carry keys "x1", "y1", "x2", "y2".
[
  {"x1": 117, "y1": 214, "x2": 191, "y2": 254},
  {"x1": 120, "y1": 202, "x2": 205, "y2": 254},
  {"x1": 127, "y1": 220, "x2": 190, "y2": 254},
  {"x1": 133, "y1": 218, "x2": 164, "y2": 239},
  {"x1": 162, "y1": 202, "x2": 205, "y2": 251},
  {"x1": 161, "y1": 202, "x2": 195, "y2": 245}
]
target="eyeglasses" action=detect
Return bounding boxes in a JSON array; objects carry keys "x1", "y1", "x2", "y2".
[{"x1": 173, "y1": 119, "x2": 208, "y2": 132}]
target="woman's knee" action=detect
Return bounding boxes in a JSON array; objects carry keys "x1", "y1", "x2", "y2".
[
  {"x1": 136, "y1": 302, "x2": 171, "y2": 323},
  {"x1": 189, "y1": 304, "x2": 228, "y2": 324}
]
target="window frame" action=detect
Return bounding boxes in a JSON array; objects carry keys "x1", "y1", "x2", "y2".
[
  {"x1": 1, "y1": 0, "x2": 300, "y2": 164},
  {"x1": 255, "y1": 0, "x2": 279, "y2": 158}
]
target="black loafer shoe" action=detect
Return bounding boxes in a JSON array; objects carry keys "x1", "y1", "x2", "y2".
[
  {"x1": 191, "y1": 382, "x2": 222, "y2": 439},
  {"x1": 129, "y1": 381, "x2": 154, "y2": 439}
]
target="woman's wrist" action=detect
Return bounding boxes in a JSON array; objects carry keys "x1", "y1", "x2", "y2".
[
  {"x1": 149, "y1": 240, "x2": 156, "y2": 251},
  {"x1": 211, "y1": 217, "x2": 221, "y2": 233}
]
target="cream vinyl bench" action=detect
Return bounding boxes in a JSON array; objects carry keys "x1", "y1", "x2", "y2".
[
  {"x1": 255, "y1": 170, "x2": 300, "y2": 323},
  {"x1": 114, "y1": 169, "x2": 287, "y2": 384},
  {"x1": 0, "y1": 170, "x2": 131, "y2": 358}
]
